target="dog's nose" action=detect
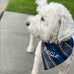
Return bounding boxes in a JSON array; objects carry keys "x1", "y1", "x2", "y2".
[{"x1": 26, "y1": 21, "x2": 30, "y2": 26}]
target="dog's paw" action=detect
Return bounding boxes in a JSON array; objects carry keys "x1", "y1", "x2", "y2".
[{"x1": 26, "y1": 46, "x2": 34, "y2": 54}]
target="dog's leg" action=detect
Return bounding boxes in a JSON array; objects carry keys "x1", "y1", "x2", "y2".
[
  {"x1": 27, "y1": 34, "x2": 37, "y2": 53},
  {"x1": 31, "y1": 41, "x2": 42, "y2": 74}
]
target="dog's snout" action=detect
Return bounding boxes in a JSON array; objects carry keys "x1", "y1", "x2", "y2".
[{"x1": 26, "y1": 21, "x2": 30, "y2": 26}]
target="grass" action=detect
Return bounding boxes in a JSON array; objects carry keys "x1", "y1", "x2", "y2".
[
  {"x1": 6, "y1": 0, "x2": 37, "y2": 15},
  {"x1": 6, "y1": 0, "x2": 74, "y2": 19}
]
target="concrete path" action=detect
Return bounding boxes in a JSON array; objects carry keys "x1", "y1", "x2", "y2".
[{"x1": 1, "y1": 11, "x2": 74, "y2": 74}]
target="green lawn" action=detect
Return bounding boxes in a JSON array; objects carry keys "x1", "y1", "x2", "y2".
[{"x1": 6, "y1": 0, "x2": 74, "y2": 19}]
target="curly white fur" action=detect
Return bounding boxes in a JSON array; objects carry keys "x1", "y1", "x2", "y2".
[{"x1": 26, "y1": 0, "x2": 74, "y2": 74}]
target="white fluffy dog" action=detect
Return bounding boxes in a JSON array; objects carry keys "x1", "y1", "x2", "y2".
[{"x1": 26, "y1": 0, "x2": 74, "y2": 74}]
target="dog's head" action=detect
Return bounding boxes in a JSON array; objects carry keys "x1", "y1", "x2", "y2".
[{"x1": 26, "y1": 0, "x2": 73, "y2": 43}]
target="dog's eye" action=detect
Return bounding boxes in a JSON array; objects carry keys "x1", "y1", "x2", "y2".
[{"x1": 41, "y1": 17, "x2": 45, "y2": 21}]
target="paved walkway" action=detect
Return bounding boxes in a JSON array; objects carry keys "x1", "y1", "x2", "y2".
[{"x1": 1, "y1": 11, "x2": 74, "y2": 74}]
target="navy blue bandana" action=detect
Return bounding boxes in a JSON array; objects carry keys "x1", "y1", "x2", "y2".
[{"x1": 41, "y1": 38, "x2": 74, "y2": 70}]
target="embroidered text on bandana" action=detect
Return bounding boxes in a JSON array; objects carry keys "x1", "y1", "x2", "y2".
[{"x1": 41, "y1": 38, "x2": 74, "y2": 70}]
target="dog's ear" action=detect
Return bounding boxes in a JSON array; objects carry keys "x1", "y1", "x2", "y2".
[
  {"x1": 35, "y1": 0, "x2": 48, "y2": 12},
  {"x1": 58, "y1": 13, "x2": 73, "y2": 42}
]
